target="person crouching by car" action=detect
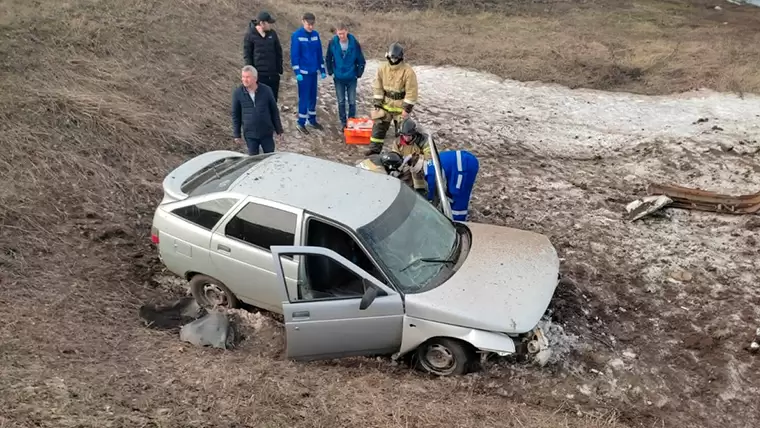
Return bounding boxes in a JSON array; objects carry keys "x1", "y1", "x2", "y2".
[
  {"x1": 232, "y1": 65, "x2": 283, "y2": 155},
  {"x1": 325, "y1": 22, "x2": 366, "y2": 130},
  {"x1": 389, "y1": 118, "x2": 432, "y2": 197}
]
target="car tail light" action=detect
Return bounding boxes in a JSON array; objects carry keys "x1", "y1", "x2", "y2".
[{"x1": 151, "y1": 226, "x2": 160, "y2": 244}]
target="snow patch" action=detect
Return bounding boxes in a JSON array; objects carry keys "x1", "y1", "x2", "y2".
[{"x1": 358, "y1": 59, "x2": 760, "y2": 161}]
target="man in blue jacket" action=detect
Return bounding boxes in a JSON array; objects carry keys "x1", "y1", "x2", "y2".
[
  {"x1": 325, "y1": 23, "x2": 366, "y2": 130},
  {"x1": 425, "y1": 150, "x2": 480, "y2": 222},
  {"x1": 290, "y1": 12, "x2": 326, "y2": 134},
  {"x1": 232, "y1": 66, "x2": 283, "y2": 155}
]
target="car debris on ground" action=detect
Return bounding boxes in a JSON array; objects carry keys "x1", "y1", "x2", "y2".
[
  {"x1": 750, "y1": 328, "x2": 760, "y2": 354},
  {"x1": 627, "y1": 182, "x2": 760, "y2": 220},
  {"x1": 625, "y1": 194, "x2": 673, "y2": 221},
  {"x1": 646, "y1": 183, "x2": 760, "y2": 215},
  {"x1": 139, "y1": 297, "x2": 238, "y2": 349}
]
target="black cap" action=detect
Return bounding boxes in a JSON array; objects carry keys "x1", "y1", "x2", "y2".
[
  {"x1": 302, "y1": 12, "x2": 316, "y2": 22},
  {"x1": 256, "y1": 11, "x2": 275, "y2": 23}
]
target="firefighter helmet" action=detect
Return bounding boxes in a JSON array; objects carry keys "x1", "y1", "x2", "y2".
[
  {"x1": 386, "y1": 42, "x2": 404, "y2": 64},
  {"x1": 398, "y1": 118, "x2": 417, "y2": 136},
  {"x1": 379, "y1": 151, "x2": 404, "y2": 171}
]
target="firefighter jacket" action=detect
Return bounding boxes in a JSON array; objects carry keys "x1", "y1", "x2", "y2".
[
  {"x1": 372, "y1": 61, "x2": 418, "y2": 114},
  {"x1": 389, "y1": 131, "x2": 431, "y2": 160}
]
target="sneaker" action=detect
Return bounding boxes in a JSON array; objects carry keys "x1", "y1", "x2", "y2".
[
  {"x1": 307, "y1": 121, "x2": 324, "y2": 131},
  {"x1": 297, "y1": 124, "x2": 309, "y2": 134}
]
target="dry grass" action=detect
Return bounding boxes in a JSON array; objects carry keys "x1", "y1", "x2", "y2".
[
  {"x1": 267, "y1": 0, "x2": 760, "y2": 95},
  {"x1": 2, "y1": 0, "x2": 759, "y2": 426}
]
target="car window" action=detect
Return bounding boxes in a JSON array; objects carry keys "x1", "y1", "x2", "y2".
[
  {"x1": 287, "y1": 253, "x2": 381, "y2": 301},
  {"x1": 357, "y1": 185, "x2": 458, "y2": 294},
  {"x1": 225, "y1": 202, "x2": 296, "y2": 250},
  {"x1": 181, "y1": 154, "x2": 276, "y2": 197},
  {"x1": 305, "y1": 217, "x2": 388, "y2": 286},
  {"x1": 171, "y1": 198, "x2": 240, "y2": 230}
]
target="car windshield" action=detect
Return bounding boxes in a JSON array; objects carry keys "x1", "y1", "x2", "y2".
[{"x1": 357, "y1": 184, "x2": 458, "y2": 294}]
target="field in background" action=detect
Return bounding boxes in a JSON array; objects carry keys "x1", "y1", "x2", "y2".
[
  {"x1": 1, "y1": 0, "x2": 759, "y2": 427},
  {"x1": 265, "y1": 0, "x2": 760, "y2": 95}
]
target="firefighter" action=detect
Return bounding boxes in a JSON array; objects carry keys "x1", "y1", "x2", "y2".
[
  {"x1": 365, "y1": 42, "x2": 418, "y2": 156},
  {"x1": 389, "y1": 118, "x2": 431, "y2": 197},
  {"x1": 424, "y1": 149, "x2": 480, "y2": 222}
]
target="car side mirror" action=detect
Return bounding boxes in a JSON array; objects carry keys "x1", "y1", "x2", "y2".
[{"x1": 359, "y1": 282, "x2": 379, "y2": 310}]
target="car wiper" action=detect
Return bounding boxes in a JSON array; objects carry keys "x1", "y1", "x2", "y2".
[{"x1": 400, "y1": 256, "x2": 456, "y2": 272}]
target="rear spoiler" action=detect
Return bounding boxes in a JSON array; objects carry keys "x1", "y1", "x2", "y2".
[{"x1": 160, "y1": 150, "x2": 246, "y2": 203}]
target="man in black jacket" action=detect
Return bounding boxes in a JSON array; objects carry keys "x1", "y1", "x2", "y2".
[
  {"x1": 243, "y1": 11, "x2": 283, "y2": 101},
  {"x1": 232, "y1": 66, "x2": 283, "y2": 155}
]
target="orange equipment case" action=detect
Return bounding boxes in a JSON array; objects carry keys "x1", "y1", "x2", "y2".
[{"x1": 344, "y1": 117, "x2": 373, "y2": 145}]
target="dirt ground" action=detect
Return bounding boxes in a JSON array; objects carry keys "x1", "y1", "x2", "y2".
[{"x1": 2, "y1": 0, "x2": 760, "y2": 427}]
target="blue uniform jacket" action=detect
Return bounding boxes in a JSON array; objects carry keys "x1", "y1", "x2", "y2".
[
  {"x1": 425, "y1": 150, "x2": 479, "y2": 201},
  {"x1": 290, "y1": 27, "x2": 325, "y2": 75},
  {"x1": 325, "y1": 34, "x2": 366, "y2": 81}
]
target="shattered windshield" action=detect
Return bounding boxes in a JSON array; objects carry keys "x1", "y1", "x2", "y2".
[{"x1": 357, "y1": 184, "x2": 458, "y2": 294}]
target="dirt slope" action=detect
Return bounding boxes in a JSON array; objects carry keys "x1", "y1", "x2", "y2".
[{"x1": 1, "y1": 0, "x2": 759, "y2": 427}]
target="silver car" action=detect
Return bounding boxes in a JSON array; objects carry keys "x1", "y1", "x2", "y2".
[{"x1": 151, "y1": 148, "x2": 560, "y2": 376}]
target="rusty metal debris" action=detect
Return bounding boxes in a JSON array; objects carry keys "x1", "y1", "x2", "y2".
[{"x1": 647, "y1": 183, "x2": 760, "y2": 215}]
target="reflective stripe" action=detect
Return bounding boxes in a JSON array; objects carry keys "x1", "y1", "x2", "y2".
[
  {"x1": 452, "y1": 209, "x2": 468, "y2": 216},
  {"x1": 292, "y1": 65, "x2": 300, "y2": 70},
  {"x1": 455, "y1": 174, "x2": 463, "y2": 190},
  {"x1": 383, "y1": 105, "x2": 404, "y2": 113},
  {"x1": 456, "y1": 150, "x2": 463, "y2": 172},
  {"x1": 300, "y1": 70, "x2": 309, "y2": 74},
  {"x1": 298, "y1": 37, "x2": 309, "y2": 42},
  {"x1": 373, "y1": 95, "x2": 384, "y2": 99},
  {"x1": 298, "y1": 114, "x2": 308, "y2": 118},
  {"x1": 311, "y1": 36, "x2": 319, "y2": 41},
  {"x1": 403, "y1": 99, "x2": 416, "y2": 105},
  {"x1": 308, "y1": 111, "x2": 317, "y2": 115},
  {"x1": 370, "y1": 137, "x2": 385, "y2": 143}
]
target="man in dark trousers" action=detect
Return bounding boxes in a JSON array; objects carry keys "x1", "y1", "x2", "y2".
[
  {"x1": 243, "y1": 11, "x2": 283, "y2": 101},
  {"x1": 325, "y1": 23, "x2": 366, "y2": 129},
  {"x1": 232, "y1": 66, "x2": 283, "y2": 155}
]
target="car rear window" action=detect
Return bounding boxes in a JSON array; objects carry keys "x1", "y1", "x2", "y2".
[{"x1": 181, "y1": 153, "x2": 276, "y2": 197}]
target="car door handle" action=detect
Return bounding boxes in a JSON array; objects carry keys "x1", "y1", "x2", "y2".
[
  {"x1": 292, "y1": 311, "x2": 310, "y2": 319},
  {"x1": 217, "y1": 244, "x2": 231, "y2": 252}
]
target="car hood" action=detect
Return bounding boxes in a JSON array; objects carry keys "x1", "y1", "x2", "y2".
[{"x1": 404, "y1": 222, "x2": 560, "y2": 334}]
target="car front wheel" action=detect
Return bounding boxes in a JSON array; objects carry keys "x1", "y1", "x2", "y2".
[
  {"x1": 189, "y1": 274, "x2": 240, "y2": 310},
  {"x1": 415, "y1": 338, "x2": 475, "y2": 376}
]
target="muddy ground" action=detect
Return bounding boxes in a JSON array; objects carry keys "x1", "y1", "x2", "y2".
[
  {"x1": 2, "y1": 0, "x2": 760, "y2": 427},
  {"x1": 253, "y1": 58, "x2": 760, "y2": 428}
]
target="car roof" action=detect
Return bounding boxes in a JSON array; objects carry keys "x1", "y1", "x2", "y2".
[{"x1": 228, "y1": 152, "x2": 402, "y2": 229}]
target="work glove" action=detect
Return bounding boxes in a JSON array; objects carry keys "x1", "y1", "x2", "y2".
[
  {"x1": 320, "y1": 71, "x2": 326, "y2": 80},
  {"x1": 296, "y1": 74, "x2": 303, "y2": 82}
]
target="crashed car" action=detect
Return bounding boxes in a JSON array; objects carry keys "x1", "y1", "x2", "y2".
[{"x1": 151, "y1": 147, "x2": 560, "y2": 375}]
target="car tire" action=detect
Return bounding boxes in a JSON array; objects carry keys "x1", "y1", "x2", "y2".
[
  {"x1": 415, "y1": 338, "x2": 475, "y2": 376},
  {"x1": 189, "y1": 275, "x2": 240, "y2": 310}
]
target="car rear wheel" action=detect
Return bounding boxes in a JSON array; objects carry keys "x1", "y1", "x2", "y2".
[
  {"x1": 189, "y1": 275, "x2": 240, "y2": 310},
  {"x1": 415, "y1": 338, "x2": 475, "y2": 376}
]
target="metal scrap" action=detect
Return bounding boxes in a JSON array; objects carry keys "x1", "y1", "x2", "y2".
[
  {"x1": 646, "y1": 183, "x2": 760, "y2": 215},
  {"x1": 626, "y1": 195, "x2": 673, "y2": 221}
]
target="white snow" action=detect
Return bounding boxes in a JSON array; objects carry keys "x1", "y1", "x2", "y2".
[{"x1": 355, "y1": 60, "x2": 760, "y2": 159}]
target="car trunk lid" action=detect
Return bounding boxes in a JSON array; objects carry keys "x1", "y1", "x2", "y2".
[{"x1": 160, "y1": 150, "x2": 248, "y2": 204}]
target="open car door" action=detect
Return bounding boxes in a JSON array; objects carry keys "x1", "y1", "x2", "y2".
[
  {"x1": 428, "y1": 135, "x2": 453, "y2": 220},
  {"x1": 269, "y1": 245, "x2": 404, "y2": 361}
]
